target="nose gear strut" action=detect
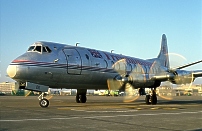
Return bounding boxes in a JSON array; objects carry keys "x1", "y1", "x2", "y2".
[{"x1": 38, "y1": 92, "x2": 49, "y2": 108}]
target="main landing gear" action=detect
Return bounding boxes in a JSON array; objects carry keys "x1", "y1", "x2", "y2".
[
  {"x1": 76, "y1": 89, "x2": 87, "y2": 103},
  {"x1": 145, "y1": 88, "x2": 157, "y2": 105},
  {"x1": 38, "y1": 92, "x2": 49, "y2": 108}
]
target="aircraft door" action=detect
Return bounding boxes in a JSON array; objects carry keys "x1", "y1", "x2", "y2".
[{"x1": 63, "y1": 48, "x2": 82, "y2": 75}]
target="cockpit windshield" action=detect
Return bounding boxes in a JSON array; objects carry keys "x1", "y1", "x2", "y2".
[
  {"x1": 27, "y1": 45, "x2": 52, "y2": 53},
  {"x1": 34, "y1": 46, "x2": 42, "y2": 52}
]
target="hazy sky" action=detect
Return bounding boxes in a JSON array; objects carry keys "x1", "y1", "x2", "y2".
[{"x1": 0, "y1": 0, "x2": 202, "y2": 83}]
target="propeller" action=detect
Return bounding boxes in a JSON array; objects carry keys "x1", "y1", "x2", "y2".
[
  {"x1": 157, "y1": 53, "x2": 194, "y2": 100},
  {"x1": 107, "y1": 53, "x2": 195, "y2": 103},
  {"x1": 169, "y1": 52, "x2": 194, "y2": 86},
  {"x1": 25, "y1": 90, "x2": 32, "y2": 97},
  {"x1": 169, "y1": 53, "x2": 187, "y2": 68},
  {"x1": 107, "y1": 59, "x2": 140, "y2": 102},
  {"x1": 123, "y1": 83, "x2": 139, "y2": 102}
]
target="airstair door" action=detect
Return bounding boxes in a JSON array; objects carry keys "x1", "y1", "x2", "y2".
[{"x1": 63, "y1": 48, "x2": 82, "y2": 75}]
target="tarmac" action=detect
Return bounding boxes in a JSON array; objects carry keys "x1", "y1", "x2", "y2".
[{"x1": 0, "y1": 95, "x2": 202, "y2": 131}]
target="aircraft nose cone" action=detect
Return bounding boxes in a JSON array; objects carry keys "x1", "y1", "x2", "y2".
[{"x1": 7, "y1": 65, "x2": 17, "y2": 78}]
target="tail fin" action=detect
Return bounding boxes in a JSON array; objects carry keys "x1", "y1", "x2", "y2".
[{"x1": 157, "y1": 34, "x2": 170, "y2": 69}]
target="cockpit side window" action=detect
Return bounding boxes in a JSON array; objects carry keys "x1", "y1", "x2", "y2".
[
  {"x1": 43, "y1": 47, "x2": 47, "y2": 52},
  {"x1": 28, "y1": 46, "x2": 35, "y2": 51},
  {"x1": 42, "y1": 46, "x2": 52, "y2": 53},
  {"x1": 45, "y1": 46, "x2": 52, "y2": 53}
]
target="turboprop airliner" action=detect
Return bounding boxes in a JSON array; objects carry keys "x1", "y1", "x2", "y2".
[{"x1": 7, "y1": 34, "x2": 202, "y2": 107}]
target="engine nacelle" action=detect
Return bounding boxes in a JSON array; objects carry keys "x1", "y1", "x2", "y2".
[{"x1": 169, "y1": 70, "x2": 194, "y2": 84}]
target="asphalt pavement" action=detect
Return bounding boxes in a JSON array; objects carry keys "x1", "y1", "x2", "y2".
[{"x1": 1, "y1": 95, "x2": 202, "y2": 131}]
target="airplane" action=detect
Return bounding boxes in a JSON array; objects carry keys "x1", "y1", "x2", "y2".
[{"x1": 7, "y1": 34, "x2": 202, "y2": 108}]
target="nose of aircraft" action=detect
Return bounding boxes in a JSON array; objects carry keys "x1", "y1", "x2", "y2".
[{"x1": 7, "y1": 65, "x2": 17, "y2": 78}]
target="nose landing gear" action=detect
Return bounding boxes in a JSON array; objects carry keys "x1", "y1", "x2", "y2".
[{"x1": 38, "y1": 92, "x2": 49, "y2": 108}]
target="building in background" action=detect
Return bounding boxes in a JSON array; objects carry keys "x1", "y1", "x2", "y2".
[{"x1": 0, "y1": 82, "x2": 15, "y2": 95}]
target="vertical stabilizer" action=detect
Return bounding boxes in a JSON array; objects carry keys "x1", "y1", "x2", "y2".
[{"x1": 157, "y1": 34, "x2": 170, "y2": 68}]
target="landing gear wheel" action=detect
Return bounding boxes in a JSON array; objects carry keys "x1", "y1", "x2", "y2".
[
  {"x1": 145, "y1": 95, "x2": 151, "y2": 105},
  {"x1": 151, "y1": 95, "x2": 157, "y2": 105},
  {"x1": 76, "y1": 95, "x2": 80, "y2": 103},
  {"x1": 39, "y1": 98, "x2": 49, "y2": 108},
  {"x1": 139, "y1": 88, "x2": 146, "y2": 96},
  {"x1": 80, "y1": 95, "x2": 87, "y2": 103},
  {"x1": 76, "y1": 95, "x2": 87, "y2": 103}
]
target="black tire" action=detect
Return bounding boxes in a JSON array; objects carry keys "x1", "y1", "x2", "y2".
[
  {"x1": 139, "y1": 88, "x2": 146, "y2": 96},
  {"x1": 80, "y1": 95, "x2": 87, "y2": 103},
  {"x1": 76, "y1": 95, "x2": 80, "y2": 103},
  {"x1": 39, "y1": 98, "x2": 49, "y2": 108},
  {"x1": 151, "y1": 95, "x2": 157, "y2": 105},
  {"x1": 145, "y1": 95, "x2": 151, "y2": 105}
]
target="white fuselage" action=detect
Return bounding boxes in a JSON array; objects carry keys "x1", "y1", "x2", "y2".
[{"x1": 7, "y1": 41, "x2": 162, "y2": 90}]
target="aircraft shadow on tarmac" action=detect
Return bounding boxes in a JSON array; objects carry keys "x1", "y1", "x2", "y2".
[{"x1": 158, "y1": 99, "x2": 202, "y2": 104}]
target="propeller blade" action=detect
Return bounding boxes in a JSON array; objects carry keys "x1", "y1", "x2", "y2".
[
  {"x1": 149, "y1": 61, "x2": 157, "y2": 79},
  {"x1": 112, "y1": 59, "x2": 127, "y2": 75},
  {"x1": 123, "y1": 83, "x2": 139, "y2": 103},
  {"x1": 157, "y1": 81, "x2": 174, "y2": 101},
  {"x1": 13, "y1": 83, "x2": 20, "y2": 95},
  {"x1": 169, "y1": 52, "x2": 187, "y2": 69},
  {"x1": 107, "y1": 79, "x2": 124, "y2": 90},
  {"x1": 158, "y1": 95, "x2": 173, "y2": 100},
  {"x1": 25, "y1": 90, "x2": 32, "y2": 97},
  {"x1": 188, "y1": 73, "x2": 194, "y2": 89},
  {"x1": 129, "y1": 63, "x2": 146, "y2": 83}
]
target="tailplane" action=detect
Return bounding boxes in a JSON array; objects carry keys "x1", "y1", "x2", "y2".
[{"x1": 157, "y1": 34, "x2": 170, "y2": 69}]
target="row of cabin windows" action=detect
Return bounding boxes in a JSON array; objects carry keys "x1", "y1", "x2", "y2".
[
  {"x1": 87, "y1": 56, "x2": 159, "y2": 74},
  {"x1": 111, "y1": 61, "x2": 159, "y2": 74},
  {"x1": 87, "y1": 52, "x2": 160, "y2": 73}
]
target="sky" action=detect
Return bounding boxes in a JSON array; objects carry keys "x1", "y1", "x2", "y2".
[{"x1": 0, "y1": 0, "x2": 202, "y2": 84}]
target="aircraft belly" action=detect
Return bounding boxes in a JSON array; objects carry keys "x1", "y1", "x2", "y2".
[
  {"x1": 24, "y1": 66, "x2": 111, "y2": 89},
  {"x1": 132, "y1": 80, "x2": 155, "y2": 88},
  {"x1": 56, "y1": 72, "x2": 109, "y2": 89}
]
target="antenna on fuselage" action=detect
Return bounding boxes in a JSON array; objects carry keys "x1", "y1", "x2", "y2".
[{"x1": 76, "y1": 43, "x2": 80, "y2": 46}]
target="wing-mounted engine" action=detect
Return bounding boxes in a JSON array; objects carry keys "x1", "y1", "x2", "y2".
[
  {"x1": 152, "y1": 60, "x2": 202, "y2": 85},
  {"x1": 169, "y1": 70, "x2": 194, "y2": 84},
  {"x1": 152, "y1": 70, "x2": 195, "y2": 85},
  {"x1": 107, "y1": 59, "x2": 142, "y2": 102}
]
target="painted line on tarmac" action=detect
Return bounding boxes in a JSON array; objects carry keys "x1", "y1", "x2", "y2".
[
  {"x1": 1, "y1": 111, "x2": 202, "y2": 122},
  {"x1": 86, "y1": 110, "x2": 138, "y2": 113},
  {"x1": 58, "y1": 106, "x2": 184, "y2": 111}
]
